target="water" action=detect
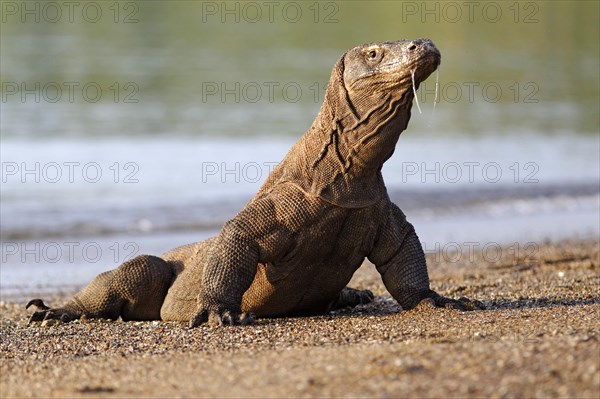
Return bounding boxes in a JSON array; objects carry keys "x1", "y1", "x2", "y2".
[{"x1": 1, "y1": 1, "x2": 599, "y2": 299}]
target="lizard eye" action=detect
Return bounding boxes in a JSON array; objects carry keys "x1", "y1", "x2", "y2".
[{"x1": 366, "y1": 48, "x2": 382, "y2": 62}]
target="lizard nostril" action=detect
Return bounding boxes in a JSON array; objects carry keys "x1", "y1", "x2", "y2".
[{"x1": 408, "y1": 39, "x2": 424, "y2": 51}]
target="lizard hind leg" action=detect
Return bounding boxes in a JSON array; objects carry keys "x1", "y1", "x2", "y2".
[
  {"x1": 26, "y1": 255, "x2": 175, "y2": 324},
  {"x1": 107, "y1": 254, "x2": 175, "y2": 321}
]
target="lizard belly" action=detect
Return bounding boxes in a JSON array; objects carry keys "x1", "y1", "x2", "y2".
[
  {"x1": 241, "y1": 205, "x2": 379, "y2": 317},
  {"x1": 241, "y1": 257, "x2": 365, "y2": 317}
]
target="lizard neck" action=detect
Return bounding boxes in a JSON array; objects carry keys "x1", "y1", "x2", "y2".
[
  {"x1": 276, "y1": 87, "x2": 413, "y2": 208},
  {"x1": 318, "y1": 87, "x2": 414, "y2": 174}
]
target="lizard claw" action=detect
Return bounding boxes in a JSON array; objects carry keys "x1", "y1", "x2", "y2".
[
  {"x1": 413, "y1": 292, "x2": 485, "y2": 311},
  {"x1": 358, "y1": 289, "x2": 375, "y2": 304},
  {"x1": 27, "y1": 299, "x2": 52, "y2": 325},
  {"x1": 26, "y1": 299, "x2": 78, "y2": 325},
  {"x1": 26, "y1": 299, "x2": 50, "y2": 311},
  {"x1": 189, "y1": 309, "x2": 208, "y2": 328},
  {"x1": 435, "y1": 295, "x2": 485, "y2": 311},
  {"x1": 453, "y1": 296, "x2": 486, "y2": 310},
  {"x1": 210, "y1": 310, "x2": 254, "y2": 327},
  {"x1": 189, "y1": 306, "x2": 255, "y2": 328},
  {"x1": 28, "y1": 311, "x2": 47, "y2": 325}
]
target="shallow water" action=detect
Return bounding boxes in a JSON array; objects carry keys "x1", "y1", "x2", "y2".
[
  {"x1": 1, "y1": 1, "x2": 599, "y2": 297},
  {"x1": 2, "y1": 134, "x2": 598, "y2": 299}
]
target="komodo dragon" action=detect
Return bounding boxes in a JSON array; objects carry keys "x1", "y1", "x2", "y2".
[{"x1": 27, "y1": 39, "x2": 483, "y2": 327}]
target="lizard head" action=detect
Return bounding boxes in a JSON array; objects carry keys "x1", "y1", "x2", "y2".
[
  {"x1": 343, "y1": 39, "x2": 440, "y2": 99},
  {"x1": 316, "y1": 39, "x2": 440, "y2": 167},
  {"x1": 317, "y1": 39, "x2": 440, "y2": 136}
]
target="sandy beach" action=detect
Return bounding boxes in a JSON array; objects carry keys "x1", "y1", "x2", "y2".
[{"x1": 1, "y1": 238, "x2": 598, "y2": 398}]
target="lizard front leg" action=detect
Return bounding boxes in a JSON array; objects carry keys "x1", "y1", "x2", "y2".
[
  {"x1": 189, "y1": 197, "x2": 293, "y2": 328},
  {"x1": 369, "y1": 204, "x2": 484, "y2": 311},
  {"x1": 189, "y1": 222, "x2": 259, "y2": 327}
]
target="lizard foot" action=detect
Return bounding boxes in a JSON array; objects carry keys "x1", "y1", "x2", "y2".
[
  {"x1": 26, "y1": 299, "x2": 81, "y2": 325},
  {"x1": 329, "y1": 287, "x2": 375, "y2": 311},
  {"x1": 415, "y1": 292, "x2": 485, "y2": 311},
  {"x1": 189, "y1": 304, "x2": 255, "y2": 328}
]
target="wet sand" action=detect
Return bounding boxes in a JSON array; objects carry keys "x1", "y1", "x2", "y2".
[{"x1": 1, "y1": 239, "x2": 598, "y2": 398}]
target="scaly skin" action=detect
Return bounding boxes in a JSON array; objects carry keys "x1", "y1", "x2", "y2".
[{"x1": 27, "y1": 39, "x2": 484, "y2": 327}]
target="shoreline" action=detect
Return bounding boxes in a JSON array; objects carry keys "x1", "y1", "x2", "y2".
[{"x1": 1, "y1": 238, "x2": 598, "y2": 398}]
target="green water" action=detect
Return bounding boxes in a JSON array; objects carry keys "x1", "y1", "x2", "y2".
[{"x1": 1, "y1": 1, "x2": 599, "y2": 138}]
